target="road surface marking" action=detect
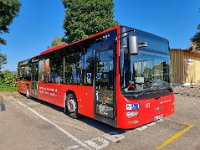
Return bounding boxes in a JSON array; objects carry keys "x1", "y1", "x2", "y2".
[
  {"x1": 136, "y1": 120, "x2": 161, "y2": 131},
  {"x1": 136, "y1": 125, "x2": 147, "y2": 131},
  {"x1": 66, "y1": 145, "x2": 86, "y2": 150},
  {"x1": 164, "y1": 118, "x2": 191, "y2": 126},
  {"x1": 102, "y1": 131, "x2": 125, "y2": 142},
  {"x1": 147, "y1": 122, "x2": 156, "y2": 126},
  {"x1": 17, "y1": 101, "x2": 92, "y2": 150},
  {"x1": 68, "y1": 131, "x2": 125, "y2": 150},
  {"x1": 85, "y1": 137, "x2": 109, "y2": 150},
  {"x1": 157, "y1": 119, "x2": 194, "y2": 150},
  {"x1": 52, "y1": 119, "x2": 85, "y2": 131}
]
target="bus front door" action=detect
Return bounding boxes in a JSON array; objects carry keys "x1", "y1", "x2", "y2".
[
  {"x1": 31, "y1": 63, "x2": 38, "y2": 98},
  {"x1": 94, "y1": 49, "x2": 115, "y2": 123}
]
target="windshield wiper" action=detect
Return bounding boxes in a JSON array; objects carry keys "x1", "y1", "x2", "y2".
[
  {"x1": 135, "y1": 85, "x2": 173, "y2": 97},
  {"x1": 131, "y1": 88, "x2": 157, "y2": 98}
]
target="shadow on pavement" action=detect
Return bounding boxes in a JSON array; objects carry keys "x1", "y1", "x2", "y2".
[{"x1": 27, "y1": 96, "x2": 125, "y2": 134}]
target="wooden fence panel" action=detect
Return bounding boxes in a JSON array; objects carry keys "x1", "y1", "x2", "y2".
[{"x1": 170, "y1": 49, "x2": 200, "y2": 84}]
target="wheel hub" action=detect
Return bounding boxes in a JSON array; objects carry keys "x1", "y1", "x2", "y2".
[{"x1": 68, "y1": 98, "x2": 76, "y2": 112}]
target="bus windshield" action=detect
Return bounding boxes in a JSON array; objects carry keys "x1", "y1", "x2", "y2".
[{"x1": 120, "y1": 27, "x2": 171, "y2": 97}]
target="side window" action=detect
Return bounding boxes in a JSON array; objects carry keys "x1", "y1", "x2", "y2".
[
  {"x1": 65, "y1": 52, "x2": 82, "y2": 84},
  {"x1": 24, "y1": 66, "x2": 31, "y2": 80},
  {"x1": 17, "y1": 64, "x2": 20, "y2": 80},
  {"x1": 38, "y1": 59, "x2": 50, "y2": 82},
  {"x1": 35, "y1": 65, "x2": 39, "y2": 81},
  {"x1": 64, "y1": 43, "x2": 84, "y2": 84},
  {"x1": 19, "y1": 66, "x2": 25, "y2": 79},
  {"x1": 63, "y1": 43, "x2": 94, "y2": 85},
  {"x1": 84, "y1": 46, "x2": 94, "y2": 85},
  {"x1": 38, "y1": 51, "x2": 64, "y2": 83},
  {"x1": 49, "y1": 51, "x2": 63, "y2": 83},
  {"x1": 18, "y1": 62, "x2": 31, "y2": 81}
]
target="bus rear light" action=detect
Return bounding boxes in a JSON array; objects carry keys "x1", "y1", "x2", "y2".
[{"x1": 126, "y1": 112, "x2": 138, "y2": 118}]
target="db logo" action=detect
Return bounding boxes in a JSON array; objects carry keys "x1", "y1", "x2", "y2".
[{"x1": 145, "y1": 103, "x2": 150, "y2": 108}]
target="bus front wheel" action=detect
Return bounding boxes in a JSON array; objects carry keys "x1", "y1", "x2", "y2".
[{"x1": 65, "y1": 93, "x2": 79, "y2": 119}]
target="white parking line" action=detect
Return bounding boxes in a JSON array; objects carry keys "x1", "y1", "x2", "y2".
[
  {"x1": 17, "y1": 101, "x2": 92, "y2": 150},
  {"x1": 147, "y1": 122, "x2": 156, "y2": 126},
  {"x1": 136, "y1": 120, "x2": 161, "y2": 131},
  {"x1": 136, "y1": 125, "x2": 147, "y2": 131}
]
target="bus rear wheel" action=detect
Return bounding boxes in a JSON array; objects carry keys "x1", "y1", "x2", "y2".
[{"x1": 65, "y1": 93, "x2": 79, "y2": 119}]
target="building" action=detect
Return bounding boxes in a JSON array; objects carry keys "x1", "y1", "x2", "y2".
[{"x1": 170, "y1": 46, "x2": 200, "y2": 85}]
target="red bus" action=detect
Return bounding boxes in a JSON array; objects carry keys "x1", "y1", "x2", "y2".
[{"x1": 17, "y1": 26, "x2": 174, "y2": 129}]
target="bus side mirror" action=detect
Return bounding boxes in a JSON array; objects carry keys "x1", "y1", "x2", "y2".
[{"x1": 129, "y1": 36, "x2": 138, "y2": 55}]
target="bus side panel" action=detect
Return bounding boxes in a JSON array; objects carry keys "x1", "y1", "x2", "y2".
[
  {"x1": 17, "y1": 81, "x2": 24, "y2": 93},
  {"x1": 17, "y1": 80, "x2": 32, "y2": 94},
  {"x1": 37, "y1": 83, "x2": 94, "y2": 118},
  {"x1": 69, "y1": 85, "x2": 94, "y2": 118},
  {"x1": 37, "y1": 82, "x2": 65, "y2": 106}
]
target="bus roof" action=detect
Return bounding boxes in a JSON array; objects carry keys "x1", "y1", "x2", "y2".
[
  {"x1": 40, "y1": 26, "x2": 120, "y2": 56},
  {"x1": 19, "y1": 25, "x2": 168, "y2": 62}
]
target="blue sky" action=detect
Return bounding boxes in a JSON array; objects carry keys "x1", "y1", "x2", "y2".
[{"x1": 1, "y1": 0, "x2": 200, "y2": 71}]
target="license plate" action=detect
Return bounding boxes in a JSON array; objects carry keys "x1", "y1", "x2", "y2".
[{"x1": 153, "y1": 114, "x2": 163, "y2": 121}]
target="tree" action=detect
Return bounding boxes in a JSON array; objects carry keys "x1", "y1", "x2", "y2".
[
  {"x1": 191, "y1": 24, "x2": 200, "y2": 50},
  {"x1": 62, "y1": 0, "x2": 118, "y2": 43},
  {"x1": 0, "y1": 70, "x2": 16, "y2": 87},
  {"x1": 0, "y1": 0, "x2": 21, "y2": 45},
  {"x1": 49, "y1": 36, "x2": 66, "y2": 48},
  {"x1": 0, "y1": 53, "x2": 7, "y2": 71}
]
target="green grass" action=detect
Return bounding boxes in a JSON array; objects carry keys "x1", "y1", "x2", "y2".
[{"x1": 0, "y1": 87, "x2": 17, "y2": 92}]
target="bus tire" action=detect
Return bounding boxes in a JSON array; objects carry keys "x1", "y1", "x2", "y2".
[
  {"x1": 26, "y1": 86, "x2": 31, "y2": 99},
  {"x1": 65, "y1": 93, "x2": 79, "y2": 119}
]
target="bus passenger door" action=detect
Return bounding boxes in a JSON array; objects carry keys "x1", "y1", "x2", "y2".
[
  {"x1": 31, "y1": 63, "x2": 39, "y2": 98},
  {"x1": 94, "y1": 49, "x2": 115, "y2": 121}
]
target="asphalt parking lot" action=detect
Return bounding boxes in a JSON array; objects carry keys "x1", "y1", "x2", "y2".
[{"x1": 0, "y1": 85, "x2": 200, "y2": 150}]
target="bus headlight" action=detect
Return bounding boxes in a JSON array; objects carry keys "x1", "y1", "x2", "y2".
[{"x1": 126, "y1": 112, "x2": 138, "y2": 118}]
